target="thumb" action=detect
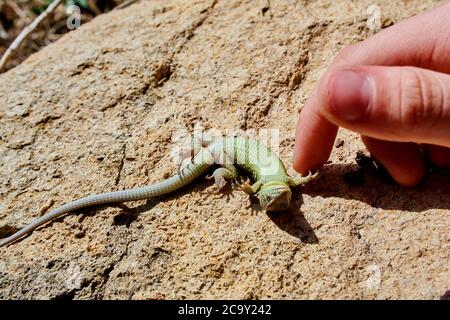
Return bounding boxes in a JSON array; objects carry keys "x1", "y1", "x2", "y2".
[{"x1": 321, "y1": 66, "x2": 450, "y2": 147}]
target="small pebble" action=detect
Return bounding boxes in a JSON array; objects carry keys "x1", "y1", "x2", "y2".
[{"x1": 334, "y1": 139, "x2": 344, "y2": 148}]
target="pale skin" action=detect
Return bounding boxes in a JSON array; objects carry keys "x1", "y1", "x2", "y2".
[{"x1": 293, "y1": 2, "x2": 450, "y2": 186}]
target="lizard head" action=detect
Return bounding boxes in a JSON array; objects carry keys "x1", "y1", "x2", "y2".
[{"x1": 258, "y1": 182, "x2": 292, "y2": 211}]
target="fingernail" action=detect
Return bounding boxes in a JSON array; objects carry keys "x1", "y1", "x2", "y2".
[{"x1": 327, "y1": 69, "x2": 373, "y2": 121}]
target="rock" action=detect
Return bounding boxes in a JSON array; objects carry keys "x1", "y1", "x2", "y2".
[{"x1": 0, "y1": 0, "x2": 448, "y2": 299}]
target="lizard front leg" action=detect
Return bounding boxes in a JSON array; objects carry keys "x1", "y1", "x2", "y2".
[
  {"x1": 289, "y1": 171, "x2": 319, "y2": 187},
  {"x1": 206, "y1": 164, "x2": 239, "y2": 191},
  {"x1": 205, "y1": 142, "x2": 240, "y2": 191},
  {"x1": 235, "y1": 179, "x2": 262, "y2": 195}
]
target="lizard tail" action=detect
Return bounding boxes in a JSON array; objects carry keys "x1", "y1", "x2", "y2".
[{"x1": 0, "y1": 160, "x2": 211, "y2": 248}]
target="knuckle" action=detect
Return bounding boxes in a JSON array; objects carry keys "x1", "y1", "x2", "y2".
[{"x1": 398, "y1": 67, "x2": 442, "y2": 129}]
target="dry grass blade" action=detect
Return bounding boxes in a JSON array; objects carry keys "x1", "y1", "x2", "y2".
[
  {"x1": 0, "y1": 0, "x2": 64, "y2": 72},
  {"x1": 114, "y1": 0, "x2": 139, "y2": 10}
]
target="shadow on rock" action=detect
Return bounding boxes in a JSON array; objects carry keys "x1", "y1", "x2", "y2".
[
  {"x1": 267, "y1": 193, "x2": 319, "y2": 244},
  {"x1": 299, "y1": 163, "x2": 450, "y2": 212}
]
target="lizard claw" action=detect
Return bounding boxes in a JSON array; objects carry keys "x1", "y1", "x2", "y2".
[
  {"x1": 205, "y1": 186, "x2": 222, "y2": 194},
  {"x1": 291, "y1": 170, "x2": 320, "y2": 187},
  {"x1": 214, "y1": 175, "x2": 227, "y2": 190},
  {"x1": 206, "y1": 176, "x2": 227, "y2": 194},
  {"x1": 232, "y1": 177, "x2": 245, "y2": 190},
  {"x1": 206, "y1": 169, "x2": 228, "y2": 190},
  {"x1": 233, "y1": 177, "x2": 254, "y2": 195}
]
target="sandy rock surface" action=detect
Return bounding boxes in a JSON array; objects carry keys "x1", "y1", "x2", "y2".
[{"x1": 0, "y1": 0, "x2": 448, "y2": 299}]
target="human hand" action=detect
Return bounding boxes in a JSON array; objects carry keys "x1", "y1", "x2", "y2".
[{"x1": 293, "y1": 2, "x2": 450, "y2": 186}]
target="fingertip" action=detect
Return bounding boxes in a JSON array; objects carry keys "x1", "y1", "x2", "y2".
[
  {"x1": 395, "y1": 168, "x2": 425, "y2": 187},
  {"x1": 293, "y1": 152, "x2": 322, "y2": 176},
  {"x1": 293, "y1": 107, "x2": 338, "y2": 175}
]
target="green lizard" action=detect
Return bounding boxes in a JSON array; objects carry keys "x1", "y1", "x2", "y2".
[{"x1": 0, "y1": 135, "x2": 317, "y2": 247}]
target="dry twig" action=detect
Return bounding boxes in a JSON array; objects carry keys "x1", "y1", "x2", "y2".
[
  {"x1": 114, "y1": 0, "x2": 139, "y2": 10},
  {"x1": 0, "y1": 0, "x2": 64, "y2": 72}
]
